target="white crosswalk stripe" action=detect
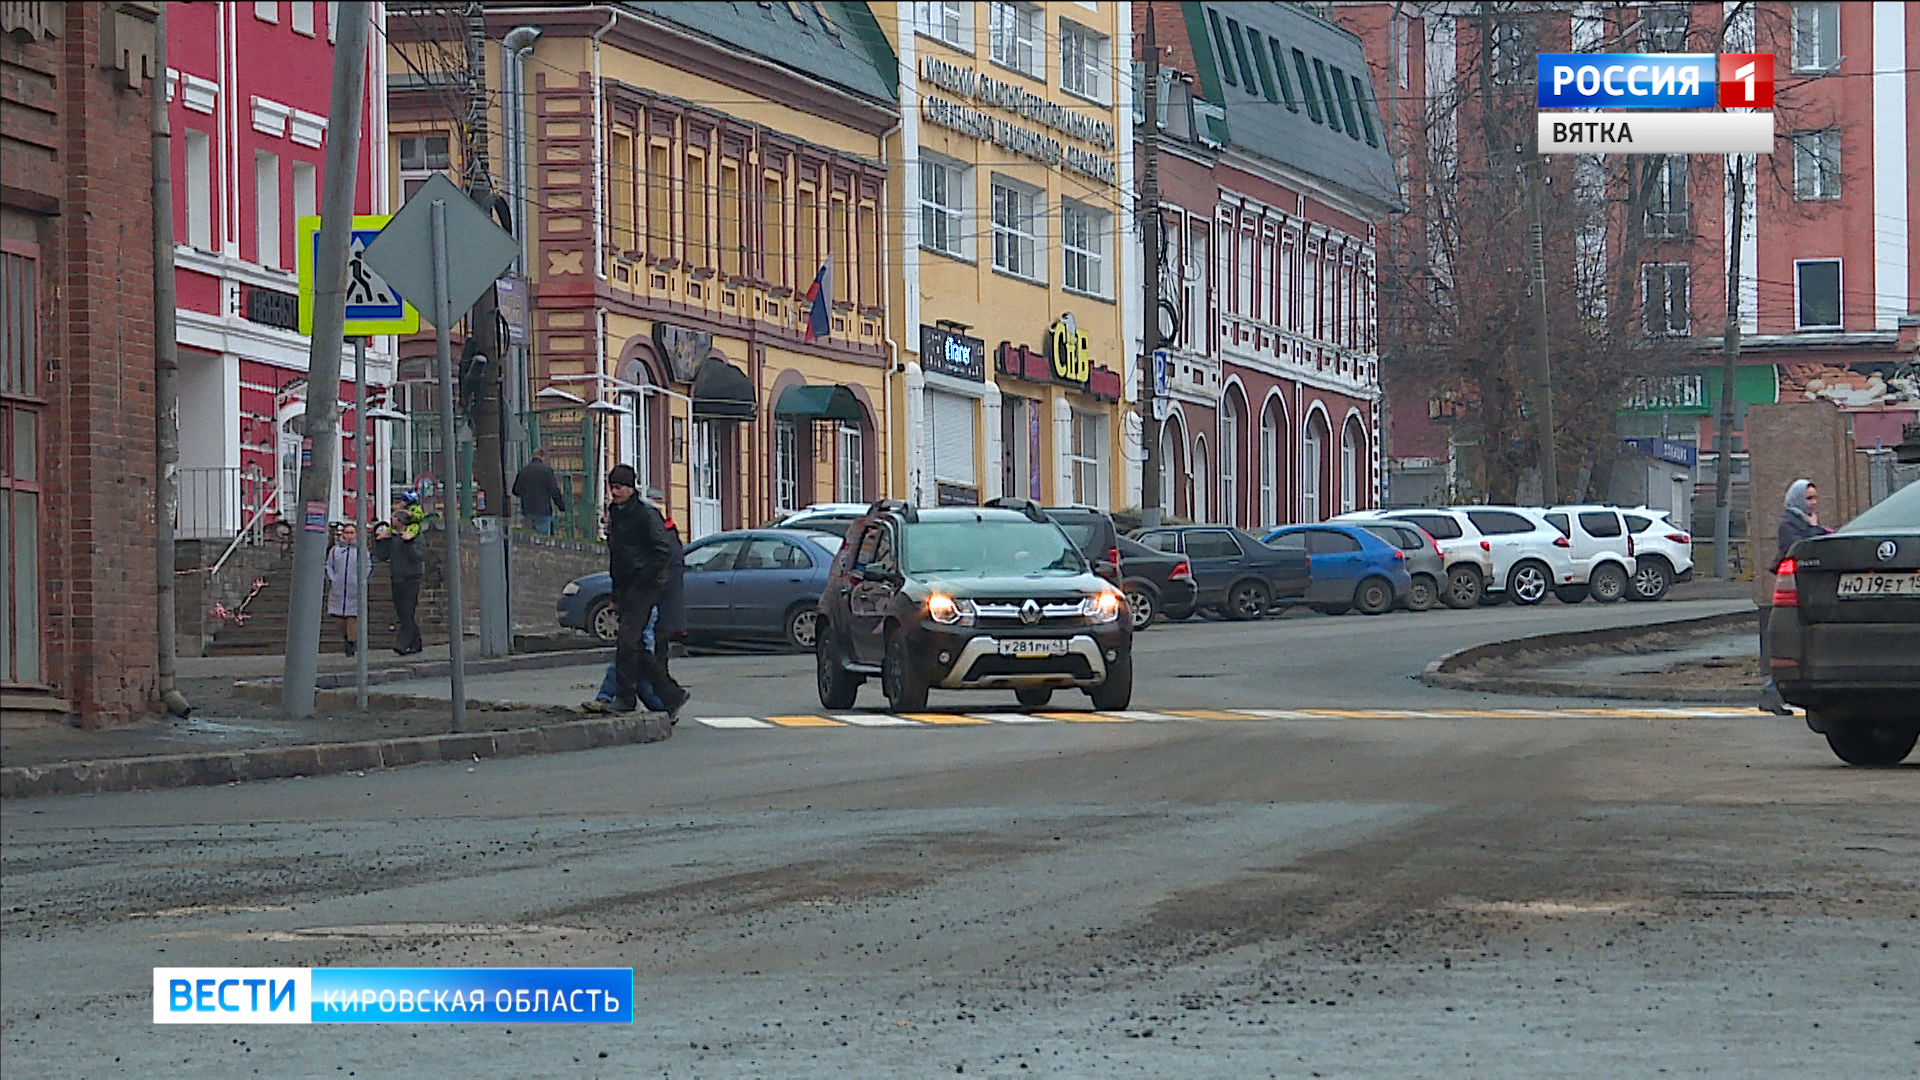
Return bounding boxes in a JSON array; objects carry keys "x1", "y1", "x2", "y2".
[
  {"x1": 684, "y1": 706, "x2": 1768, "y2": 730},
  {"x1": 967, "y1": 712, "x2": 1060, "y2": 723},
  {"x1": 691, "y1": 716, "x2": 774, "y2": 729},
  {"x1": 1098, "y1": 711, "x2": 1182, "y2": 722},
  {"x1": 831, "y1": 714, "x2": 921, "y2": 726}
]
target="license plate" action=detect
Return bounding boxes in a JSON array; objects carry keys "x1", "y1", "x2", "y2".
[
  {"x1": 1836, "y1": 571, "x2": 1920, "y2": 598},
  {"x1": 998, "y1": 639, "x2": 1067, "y2": 657}
]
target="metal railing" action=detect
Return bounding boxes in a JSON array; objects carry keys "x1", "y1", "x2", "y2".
[{"x1": 175, "y1": 467, "x2": 242, "y2": 540}]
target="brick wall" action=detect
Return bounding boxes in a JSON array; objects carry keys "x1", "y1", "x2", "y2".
[
  {"x1": 452, "y1": 531, "x2": 608, "y2": 632},
  {"x1": 1745, "y1": 401, "x2": 1868, "y2": 607}
]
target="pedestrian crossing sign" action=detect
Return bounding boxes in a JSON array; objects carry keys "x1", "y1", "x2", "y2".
[{"x1": 296, "y1": 214, "x2": 421, "y2": 336}]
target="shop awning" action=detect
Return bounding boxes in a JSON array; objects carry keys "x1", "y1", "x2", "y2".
[
  {"x1": 690, "y1": 357, "x2": 757, "y2": 421},
  {"x1": 773, "y1": 383, "x2": 864, "y2": 423}
]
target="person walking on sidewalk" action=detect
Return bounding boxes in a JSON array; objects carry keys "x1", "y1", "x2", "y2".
[
  {"x1": 374, "y1": 491, "x2": 427, "y2": 656},
  {"x1": 512, "y1": 453, "x2": 567, "y2": 536},
  {"x1": 324, "y1": 522, "x2": 363, "y2": 656},
  {"x1": 1759, "y1": 478, "x2": 1832, "y2": 715},
  {"x1": 584, "y1": 507, "x2": 687, "y2": 717},
  {"x1": 605, "y1": 465, "x2": 687, "y2": 716}
]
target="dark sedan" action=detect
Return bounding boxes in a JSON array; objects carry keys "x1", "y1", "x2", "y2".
[
  {"x1": 1768, "y1": 482, "x2": 1920, "y2": 766},
  {"x1": 1115, "y1": 535, "x2": 1197, "y2": 629},
  {"x1": 1130, "y1": 525, "x2": 1309, "y2": 619},
  {"x1": 558, "y1": 528, "x2": 844, "y2": 649}
]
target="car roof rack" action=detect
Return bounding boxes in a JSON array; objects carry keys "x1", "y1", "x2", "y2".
[
  {"x1": 866, "y1": 497, "x2": 918, "y2": 523},
  {"x1": 982, "y1": 496, "x2": 1050, "y2": 523}
]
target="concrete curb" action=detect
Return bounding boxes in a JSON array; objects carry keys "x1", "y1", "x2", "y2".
[
  {"x1": 0, "y1": 712, "x2": 671, "y2": 800},
  {"x1": 230, "y1": 647, "x2": 615, "y2": 699},
  {"x1": 1419, "y1": 609, "x2": 1764, "y2": 704}
]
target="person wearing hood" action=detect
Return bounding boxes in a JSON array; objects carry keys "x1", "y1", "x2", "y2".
[{"x1": 1760, "y1": 479, "x2": 1832, "y2": 714}]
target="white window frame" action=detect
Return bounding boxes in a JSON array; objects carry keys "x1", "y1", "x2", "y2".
[
  {"x1": 1641, "y1": 263, "x2": 1690, "y2": 337},
  {"x1": 1070, "y1": 411, "x2": 1107, "y2": 508},
  {"x1": 837, "y1": 423, "x2": 864, "y2": 503},
  {"x1": 1059, "y1": 19, "x2": 1107, "y2": 104},
  {"x1": 253, "y1": 149, "x2": 281, "y2": 269},
  {"x1": 327, "y1": 2, "x2": 339, "y2": 43},
  {"x1": 1259, "y1": 406, "x2": 1279, "y2": 527},
  {"x1": 398, "y1": 133, "x2": 452, "y2": 202},
  {"x1": 254, "y1": 2, "x2": 278, "y2": 24},
  {"x1": 1791, "y1": 2, "x2": 1839, "y2": 73},
  {"x1": 1792, "y1": 129, "x2": 1841, "y2": 201},
  {"x1": 1303, "y1": 424, "x2": 1324, "y2": 522},
  {"x1": 919, "y1": 153, "x2": 968, "y2": 259},
  {"x1": 913, "y1": 1, "x2": 970, "y2": 50},
  {"x1": 1192, "y1": 436, "x2": 1209, "y2": 524},
  {"x1": 988, "y1": 1, "x2": 1043, "y2": 81},
  {"x1": 773, "y1": 418, "x2": 800, "y2": 514},
  {"x1": 1235, "y1": 227, "x2": 1254, "y2": 318},
  {"x1": 990, "y1": 175, "x2": 1043, "y2": 282},
  {"x1": 1185, "y1": 225, "x2": 1208, "y2": 350},
  {"x1": 1061, "y1": 197, "x2": 1107, "y2": 297},
  {"x1": 291, "y1": 160, "x2": 317, "y2": 234},
  {"x1": 1220, "y1": 402, "x2": 1239, "y2": 528},
  {"x1": 1793, "y1": 258, "x2": 1843, "y2": 330},
  {"x1": 1339, "y1": 423, "x2": 1359, "y2": 514},
  {"x1": 290, "y1": 1, "x2": 314, "y2": 36},
  {"x1": 183, "y1": 129, "x2": 213, "y2": 251}
]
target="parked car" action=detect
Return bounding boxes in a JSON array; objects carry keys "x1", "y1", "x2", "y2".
[
  {"x1": 1452, "y1": 506, "x2": 1583, "y2": 606},
  {"x1": 769, "y1": 503, "x2": 872, "y2": 538},
  {"x1": 1620, "y1": 508, "x2": 1695, "y2": 600},
  {"x1": 558, "y1": 528, "x2": 843, "y2": 649},
  {"x1": 1035, "y1": 504, "x2": 1122, "y2": 573},
  {"x1": 1768, "y1": 482, "x2": 1920, "y2": 766},
  {"x1": 1114, "y1": 535, "x2": 1197, "y2": 629},
  {"x1": 1541, "y1": 505, "x2": 1639, "y2": 603},
  {"x1": 1261, "y1": 524, "x2": 1414, "y2": 616},
  {"x1": 1341, "y1": 508, "x2": 1495, "y2": 608},
  {"x1": 814, "y1": 500, "x2": 1132, "y2": 712},
  {"x1": 1349, "y1": 520, "x2": 1447, "y2": 611},
  {"x1": 1130, "y1": 525, "x2": 1310, "y2": 619}
]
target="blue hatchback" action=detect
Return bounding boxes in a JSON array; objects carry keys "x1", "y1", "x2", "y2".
[{"x1": 1260, "y1": 524, "x2": 1413, "y2": 616}]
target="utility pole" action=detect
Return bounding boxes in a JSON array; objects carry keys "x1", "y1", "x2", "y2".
[
  {"x1": 1712, "y1": 155, "x2": 1746, "y2": 579},
  {"x1": 282, "y1": 1, "x2": 370, "y2": 718},
  {"x1": 464, "y1": 0, "x2": 512, "y2": 657},
  {"x1": 1525, "y1": 159, "x2": 1558, "y2": 505},
  {"x1": 1139, "y1": 3, "x2": 1164, "y2": 528},
  {"x1": 151, "y1": 4, "x2": 188, "y2": 717}
]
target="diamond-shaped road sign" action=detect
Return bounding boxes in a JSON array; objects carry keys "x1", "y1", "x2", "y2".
[
  {"x1": 297, "y1": 214, "x2": 421, "y2": 336},
  {"x1": 360, "y1": 172, "x2": 520, "y2": 328}
]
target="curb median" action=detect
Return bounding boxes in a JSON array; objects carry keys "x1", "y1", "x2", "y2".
[
  {"x1": 0, "y1": 712, "x2": 671, "y2": 800},
  {"x1": 228, "y1": 647, "x2": 616, "y2": 701},
  {"x1": 1419, "y1": 609, "x2": 1764, "y2": 703}
]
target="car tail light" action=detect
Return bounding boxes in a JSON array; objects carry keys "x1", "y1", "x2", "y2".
[
  {"x1": 1108, "y1": 546, "x2": 1121, "y2": 568},
  {"x1": 1392, "y1": 549, "x2": 1405, "y2": 560},
  {"x1": 1772, "y1": 558, "x2": 1798, "y2": 607},
  {"x1": 1169, "y1": 560, "x2": 1192, "y2": 581},
  {"x1": 1553, "y1": 536, "x2": 1571, "y2": 548},
  {"x1": 1480, "y1": 540, "x2": 1492, "y2": 551},
  {"x1": 1666, "y1": 532, "x2": 1691, "y2": 545},
  {"x1": 1627, "y1": 535, "x2": 1635, "y2": 557},
  {"x1": 1432, "y1": 537, "x2": 1444, "y2": 559}
]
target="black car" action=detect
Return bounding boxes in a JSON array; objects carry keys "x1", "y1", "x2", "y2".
[
  {"x1": 1768, "y1": 482, "x2": 1920, "y2": 766},
  {"x1": 1036, "y1": 504, "x2": 1121, "y2": 570},
  {"x1": 1130, "y1": 525, "x2": 1310, "y2": 620},
  {"x1": 1115, "y1": 535, "x2": 1197, "y2": 629},
  {"x1": 816, "y1": 500, "x2": 1133, "y2": 712}
]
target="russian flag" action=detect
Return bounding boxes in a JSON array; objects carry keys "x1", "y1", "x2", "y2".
[{"x1": 801, "y1": 262, "x2": 831, "y2": 342}]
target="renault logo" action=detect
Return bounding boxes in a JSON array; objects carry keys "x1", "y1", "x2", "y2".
[
  {"x1": 1020, "y1": 599, "x2": 1042, "y2": 624},
  {"x1": 1877, "y1": 540, "x2": 1898, "y2": 561}
]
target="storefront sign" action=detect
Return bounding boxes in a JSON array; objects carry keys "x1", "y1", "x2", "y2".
[
  {"x1": 244, "y1": 285, "x2": 301, "y2": 331},
  {"x1": 1621, "y1": 372, "x2": 1706, "y2": 413},
  {"x1": 1048, "y1": 314, "x2": 1091, "y2": 386},
  {"x1": 996, "y1": 336, "x2": 1122, "y2": 402},
  {"x1": 652, "y1": 322, "x2": 712, "y2": 383},
  {"x1": 919, "y1": 324, "x2": 985, "y2": 382},
  {"x1": 919, "y1": 56, "x2": 1118, "y2": 187}
]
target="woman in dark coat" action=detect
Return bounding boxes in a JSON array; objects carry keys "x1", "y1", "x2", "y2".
[{"x1": 1760, "y1": 478, "x2": 1831, "y2": 714}]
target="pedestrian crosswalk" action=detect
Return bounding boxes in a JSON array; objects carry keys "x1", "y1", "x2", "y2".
[{"x1": 686, "y1": 704, "x2": 1784, "y2": 730}]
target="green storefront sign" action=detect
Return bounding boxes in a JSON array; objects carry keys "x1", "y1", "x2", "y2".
[{"x1": 1621, "y1": 366, "x2": 1778, "y2": 415}]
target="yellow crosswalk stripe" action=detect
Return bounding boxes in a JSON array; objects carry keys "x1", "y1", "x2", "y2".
[
  {"x1": 899, "y1": 712, "x2": 990, "y2": 724},
  {"x1": 1040, "y1": 712, "x2": 1134, "y2": 722},
  {"x1": 764, "y1": 714, "x2": 845, "y2": 727}
]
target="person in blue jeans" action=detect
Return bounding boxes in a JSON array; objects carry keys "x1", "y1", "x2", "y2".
[{"x1": 583, "y1": 607, "x2": 666, "y2": 712}]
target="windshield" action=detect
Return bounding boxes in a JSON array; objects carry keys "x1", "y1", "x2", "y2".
[{"x1": 904, "y1": 521, "x2": 1088, "y2": 577}]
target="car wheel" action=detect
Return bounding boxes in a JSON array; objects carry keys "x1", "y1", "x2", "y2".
[
  {"x1": 586, "y1": 598, "x2": 619, "y2": 643},
  {"x1": 784, "y1": 603, "x2": 821, "y2": 651},
  {"x1": 882, "y1": 628, "x2": 930, "y2": 713},
  {"x1": 1823, "y1": 723, "x2": 1918, "y2": 767},
  {"x1": 1553, "y1": 584, "x2": 1589, "y2": 605},
  {"x1": 1507, "y1": 561, "x2": 1550, "y2": 605},
  {"x1": 815, "y1": 626, "x2": 861, "y2": 710},
  {"x1": 1015, "y1": 687, "x2": 1054, "y2": 708},
  {"x1": 1123, "y1": 584, "x2": 1156, "y2": 631},
  {"x1": 1312, "y1": 603, "x2": 1350, "y2": 617},
  {"x1": 1587, "y1": 563, "x2": 1628, "y2": 603},
  {"x1": 1629, "y1": 557, "x2": 1671, "y2": 601},
  {"x1": 1087, "y1": 649, "x2": 1134, "y2": 711},
  {"x1": 1406, "y1": 574, "x2": 1437, "y2": 612},
  {"x1": 1443, "y1": 566, "x2": 1483, "y2": 609},
  {"x1": 1226, "y1": 579, "x2": 1271, "y2": 621},
  {"x1": 1354, "y1": 576, "x2": 1395, "y2": 615}
]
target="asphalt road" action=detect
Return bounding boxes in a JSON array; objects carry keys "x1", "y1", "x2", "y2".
[{"x1": 3, "y1": 598, "x2": 1915, "y2": 1079}]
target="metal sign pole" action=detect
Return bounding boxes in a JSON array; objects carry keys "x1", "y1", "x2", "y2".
[
  {"x1": 355, "y1": 337, "x2": 369, "y2": 711},
  {"x1": 432, "y1": 200, "x2": 468, "y2": 732}
]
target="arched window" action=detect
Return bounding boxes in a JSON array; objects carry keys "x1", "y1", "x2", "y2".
[
  {"x1": 1303, "y1": 414, "x2": 1328, "y2": 522},
  {"x1": 1259, "y1": 402, "x2": 1279, "y2": 526},
  {"x1": 1340, "y1": 419, "x2": 1361, "y2": 514},
  {"x1": 1220, "y1": 396, "x2": 1240, "y2": 528},
  {"x1": 1192, "y1": 435, "x2": 1209, "y2": 524}
]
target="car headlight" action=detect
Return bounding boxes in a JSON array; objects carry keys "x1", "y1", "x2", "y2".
[
  {"x1": 1084, "y1": 589, "x2": 1124, "y2": 624},
  {"x1": 561, "y1": 582, "x2": 581, "y2": 596},
  {"x1": 926, "y1": 593, "x2": 976, "y2": 626}
]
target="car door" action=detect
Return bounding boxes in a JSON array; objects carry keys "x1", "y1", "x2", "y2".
[
  {"x1": 1304, "y1": 528, "x2": 1366, "y2": 601},
  {"x1": 1181, "y1": 529, "x2": 1245, "y2": 605},
  {"x1": 679, "y1": 537, "x2": 747, "y2": 634},
  {"x1": 842, "y1": 521, "x2": 899, "y2": 665},
  {"x1": 1576, "y1": 509, "x2": 1631, "y2": 575},
  {"x1": 728, "y1": 536, "x2": 817, "y2": 636},
  {"x1": 1464, "y1": 509, "x2": 1536, "y2": 586},
  {"x1": 1245, "y1": 529, "x2": 1309, "y2": 598},
  {"x1": 1543, "y1": 512, "x2": 1587, "y2": 581}
]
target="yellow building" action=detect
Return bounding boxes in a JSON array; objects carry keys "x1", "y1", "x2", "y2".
[
  {"x1": 390, "y1": 3, "x2": 900, "y2": 538},
  {"x1": 872, "y1": 1, "x2": 1139, "y2": 509}
]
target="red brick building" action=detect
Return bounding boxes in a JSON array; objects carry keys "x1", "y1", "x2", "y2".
[{"x1": 3, "y1": 1, "x2": 161, "y2": 724}]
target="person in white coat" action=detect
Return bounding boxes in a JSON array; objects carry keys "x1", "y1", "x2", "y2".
[{"x1": 324, "y1": 522, "x2": 363, "y2": 656}]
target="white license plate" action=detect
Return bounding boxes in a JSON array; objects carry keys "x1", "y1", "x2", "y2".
[
  {"x1": 1836, "y1": 571, "x2": 1920, "y2": 598},
  {"x1": 998, "y1": 639, "x2": 1068, "y2": 657}
]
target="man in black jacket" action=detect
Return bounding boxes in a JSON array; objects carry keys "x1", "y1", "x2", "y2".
[
  {"x1": 604, "y1": 464, "x2": 687, "y2": 714},
  {"x1": 373, "y1": 491, "x2": 429, "y2": 655},
  {"x1": 512, "y1": 454, "x2": 567, "y2": 535}
]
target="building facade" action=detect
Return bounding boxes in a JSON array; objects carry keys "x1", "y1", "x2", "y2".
[
  {"x1": 391, "y1": 2, "x2": 899, "y2": 540},
  {"x1": 880, "y1": 1, "x2": 1139, "y2": 511},
  {"x1": 1138, "y1": 2, "x2": 1393, "y2": 527},
  {"x1": 167, "y1": 1, "x2": 394, "y2": 540},
  {"x1": 2, "y1": 1, "x2": 160, "y2": 723}
]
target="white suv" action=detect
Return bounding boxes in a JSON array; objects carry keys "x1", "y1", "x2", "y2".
[
  {"x1": 1541, "y1": 505, "x2": 1640, "y2": 603},
  {"x1": 1619, "y1": 508, "x2": 1694, "y2": 600},
  {"x1": 1450, "y1": 506, "x2": 1586, "y2": 606},
  {"x1": 1334, "y1": 509, "x2": 1496, "y2": 608}
]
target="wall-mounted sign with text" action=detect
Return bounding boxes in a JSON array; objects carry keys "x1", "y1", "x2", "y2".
[
  {"x1": 919, "y1": 323, "x2": 986, "y2": 382},
  {"x1": 919, "y1": 56, "x2": 1117, "y2": 186}
]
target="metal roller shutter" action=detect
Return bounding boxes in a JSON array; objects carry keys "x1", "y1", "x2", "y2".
[{"x1": 926, "y1": 389, "x2": 976, "y2": 485}]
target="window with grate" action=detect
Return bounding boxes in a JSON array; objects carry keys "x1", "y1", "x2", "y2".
[{"x1": 1061, "y1": 198, "x2": 1106, "y2": 297}]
